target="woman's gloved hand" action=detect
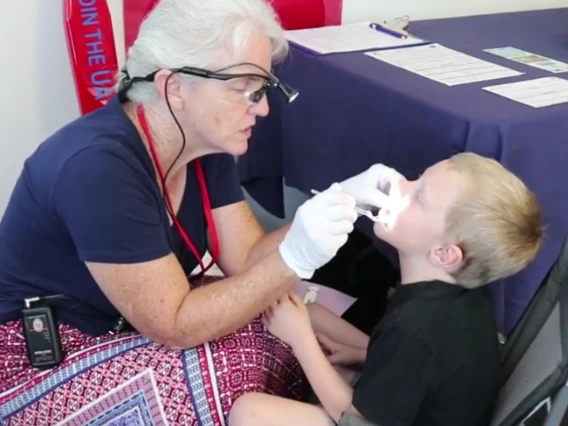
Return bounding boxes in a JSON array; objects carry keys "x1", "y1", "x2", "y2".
[
  {"x1": 279, "y1": 183, "x2": 357, "y2": 279},
  {"x1": 340, "y1": 164, "x2": 406, "y2": 210}
]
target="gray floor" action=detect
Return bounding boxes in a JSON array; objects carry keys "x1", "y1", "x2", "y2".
[{"x1": 244, "y1": 184, "x2": 307, "y2": 232}]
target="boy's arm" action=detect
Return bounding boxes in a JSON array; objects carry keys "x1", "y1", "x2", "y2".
[
  {"x1": 292, "y1": 327, "x2": 433, "y2": 426},
  {"x1": 317, "y1": 334, "x2": 367, "y2": 367},
  {"x1": 292, "y1": 332, "x2": 362, "y2": 422},
  {"x1": 263, "y1": 294, "x2": 370, "y2": 422},
  {"x1": 307, "y1": 303, "x2": 370, "y2": 349}
]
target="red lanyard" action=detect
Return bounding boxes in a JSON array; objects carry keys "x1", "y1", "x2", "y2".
[{"x1": 136, "y1": 105, "x2": 219, "y2": 279}]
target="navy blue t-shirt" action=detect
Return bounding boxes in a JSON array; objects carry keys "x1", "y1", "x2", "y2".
[{"x1": 0, "y1": 97, "x2": 244, "y2": 335}]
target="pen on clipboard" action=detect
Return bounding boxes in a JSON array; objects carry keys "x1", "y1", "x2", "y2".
[{"x1": 369, "y1": 22, "x2": 408, "y2": 39}]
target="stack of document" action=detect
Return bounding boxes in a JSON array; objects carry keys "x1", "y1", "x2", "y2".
[
  {"x1": 285, "y1": 22, "x2": 426, "y2": 55},
  {"x1": 485, "y1": 47, "x2": 568, "y2": 74},
  {"x1": 483, "y1": 77, "x2": 568, "y2": 108},
  {"x1": 365, "y1": 43, "x2": 523, "y2": 86}
]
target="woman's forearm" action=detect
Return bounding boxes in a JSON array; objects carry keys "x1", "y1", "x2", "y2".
[
  {"x1": 171, "y1": 250, "x2": 297, "y2": 347},
  {"x1": 242, "y1": 224, "x2": 291, "y2": 270}
]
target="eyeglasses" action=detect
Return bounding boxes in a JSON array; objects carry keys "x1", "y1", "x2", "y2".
[{"x1": 117, "y1": 62, "x2": 299, "y2": 105}]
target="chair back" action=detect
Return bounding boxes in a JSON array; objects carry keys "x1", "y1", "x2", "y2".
[{"x1": 491, "y1": 238, "x2": 568, "y2": 426}]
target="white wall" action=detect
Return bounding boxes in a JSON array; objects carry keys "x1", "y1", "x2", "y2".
[
  {"x1": 343, "y1": 0, "x2": 568, "y2": 23},
  {"x1": 1, "y1": 3, "x2": 78, "y2": 215},
  {"x1": 0, "y1": 0, "x2": 566, "y2": 221},
  {"x1": 0, "y1": 1, "x2": 124, "y2": 216}
]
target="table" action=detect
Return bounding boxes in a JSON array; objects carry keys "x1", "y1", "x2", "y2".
[{"x1": 239, "y1": 8, "x2": 568, "y2": 334}]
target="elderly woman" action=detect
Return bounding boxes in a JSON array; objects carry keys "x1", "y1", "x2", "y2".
[{"x1": 0, "y1": 0, "x2": 398, "y2": 424}]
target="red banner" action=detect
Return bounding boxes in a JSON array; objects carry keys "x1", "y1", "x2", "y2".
[{"x1": 64, "y1": 0, "x2": 119, "y2": 115}]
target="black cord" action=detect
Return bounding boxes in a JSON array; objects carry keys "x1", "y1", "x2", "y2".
[
  {"x1": 27, "y1": 295, "x2": 120, "y2": 323},
  {"x1": 163, "y1": 71, "x2": 186, "y2": 186},
  {"x1": 155, "y1": 71, "x2": 188, "y2": 228}
]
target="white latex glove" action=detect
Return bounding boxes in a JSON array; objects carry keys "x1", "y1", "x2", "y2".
[
  {"x1": 340, "y1": 164, "x2": 406, "y2": 210},
  {"x1": 279, "y1": 183, "x2": 357, "y2": 279}
]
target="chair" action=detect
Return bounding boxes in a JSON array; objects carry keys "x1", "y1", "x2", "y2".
[
  {"x1": 123, "y1": 0, "x2": 341, "y2": 52},
  {"x1": 123, "y1": 0, "x2": 159, "y2": 51},
  {"x1": 268, "y1": 0, "x2": 326, "y2": 30},
  {"x1": 491, "y1": 237, "x2": 568, "y2": 426},
  {"x1": 338, "y1": 412, "x2": 377, "y2": 425}
]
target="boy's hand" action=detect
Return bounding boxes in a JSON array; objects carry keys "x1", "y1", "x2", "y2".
[
  {"x1": 317, "y1": 334, "x2": 367, "y2": 366},
  {"x1": 264, "y1": 292, "x2": 313, "y2": 349}
]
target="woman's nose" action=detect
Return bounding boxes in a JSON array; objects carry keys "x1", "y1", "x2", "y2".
[{"x1": 249, "y1": 96, "x2": 270, "y2": 117}]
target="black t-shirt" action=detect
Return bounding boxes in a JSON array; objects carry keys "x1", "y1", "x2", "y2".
[{"x1": 353, "y1": 280, "x2": 500, "y2": 426}]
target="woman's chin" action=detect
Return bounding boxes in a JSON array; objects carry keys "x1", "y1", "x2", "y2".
[{"x1": 228, "y1": 138, "x2": 249, "y2": 156}]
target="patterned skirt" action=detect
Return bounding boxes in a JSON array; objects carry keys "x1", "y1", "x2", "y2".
[{"x1": 0, "y1": 283, "x2": 303, "y2": 425}]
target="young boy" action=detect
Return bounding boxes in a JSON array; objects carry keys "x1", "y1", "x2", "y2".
[{"x1": 229, "y1": 153, "x2": 544, "y2": 426}]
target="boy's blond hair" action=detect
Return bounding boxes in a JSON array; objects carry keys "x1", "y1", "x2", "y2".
[{"x1": 445, "y1": 153, "x2": 544, "y2": 288}]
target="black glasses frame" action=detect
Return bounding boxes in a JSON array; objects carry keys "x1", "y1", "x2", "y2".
[{"x1": 118, "y1": 62, "x2": 299, "y2": 104}]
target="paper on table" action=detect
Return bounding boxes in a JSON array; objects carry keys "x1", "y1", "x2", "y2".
[
  {"x1": 365, "y1": 43, "x2": 523, "y2": 86},
  {"x1": 483, "y1": 77, "x2": 568, "y2": 108},
  {"x1": 285, "y1": 22, "x2": 426, "y2": 55},
  {"x1": 485, "y1": 47, "x2": 568, "y2": 74}
]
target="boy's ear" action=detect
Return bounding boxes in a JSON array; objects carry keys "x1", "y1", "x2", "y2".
[{"x1": 428, "y1": 244, "x2": 464, "y2": 272}]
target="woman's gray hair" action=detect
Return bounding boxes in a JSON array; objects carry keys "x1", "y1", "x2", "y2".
[{"x1": 120, "y1": 0, "x2": 288, "y2": 103}]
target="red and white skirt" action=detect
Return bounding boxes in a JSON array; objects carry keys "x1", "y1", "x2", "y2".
[{"x1": 0, "y1": 283, "x2": 302, "y2": 425}]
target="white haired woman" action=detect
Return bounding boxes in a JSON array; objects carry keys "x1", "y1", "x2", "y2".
[{"x1": 0, "y1": 0, "x2": 400, "y2": 424}]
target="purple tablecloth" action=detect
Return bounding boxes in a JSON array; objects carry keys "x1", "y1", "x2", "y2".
[{"x1": 239, "y1": 8, "x2": 568, "y2": 334}]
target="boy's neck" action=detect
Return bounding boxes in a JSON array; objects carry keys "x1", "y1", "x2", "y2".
[{"x1": 398, "y1": 254, "x2": 456, "y2": 285}]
